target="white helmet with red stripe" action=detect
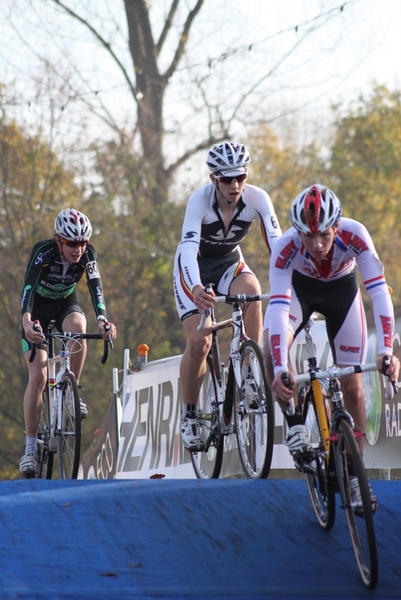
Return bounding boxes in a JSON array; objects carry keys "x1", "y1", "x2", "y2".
[
  {"x1": 290, "y1": 184, "x2": 342, "y2": 234},
  {"x1": 54, "y1": 208, "x2": 92, "y2": 241}
]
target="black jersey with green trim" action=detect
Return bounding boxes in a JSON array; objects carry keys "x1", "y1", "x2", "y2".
[{"x1": 20, "y1": 239, "x2": 107, "y2": 319}]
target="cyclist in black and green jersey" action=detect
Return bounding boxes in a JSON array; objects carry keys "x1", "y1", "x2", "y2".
[{"x1": 19, "y1": 208, "x2": 117, "y2": 477}]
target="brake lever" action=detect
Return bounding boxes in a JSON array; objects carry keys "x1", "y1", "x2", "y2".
[
  {"x1": 383, "y1": 356, "x2": 398, "y2": 399},
  {"x1": 104, "y1": 323, "x2": 114, "y2": 350},
  {"x1": 281, "y1": 372, "x2": 295, "y2": 415}
]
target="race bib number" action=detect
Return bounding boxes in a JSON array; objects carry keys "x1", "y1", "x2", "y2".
[{"x1": 87, "y1": 260, "x2": 99, "y2": 280}]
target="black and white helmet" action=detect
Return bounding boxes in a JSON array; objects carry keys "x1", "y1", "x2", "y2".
[
  {"x1": 54, "y1": 208, "x2": 92, "y2": 241},
  {"x1": 290, "y1": 184, "x2": 342, "y2": 234},
  {"x1": 206, "y1": 141, "x2": 251, "y2": 176}
]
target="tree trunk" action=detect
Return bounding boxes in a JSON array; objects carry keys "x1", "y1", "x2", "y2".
[{"x1": 124, "y1": 0, "x2": 169, "y2": 204}]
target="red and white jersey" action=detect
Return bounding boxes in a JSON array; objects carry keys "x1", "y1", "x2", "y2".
[
  {"x1": 268, "y1": 218, "x2": 394, "y2": 373},
  {"x1": 177, "y1": 182, "x2": 281, "y2": 291}
]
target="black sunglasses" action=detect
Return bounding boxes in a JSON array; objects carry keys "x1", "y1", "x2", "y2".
[
  {"x1": 62, "y1": 240, "x2": 88, "y2": 248},
  {"x1": 216, "y1": 173, "x2": 247, "y2": 184}
]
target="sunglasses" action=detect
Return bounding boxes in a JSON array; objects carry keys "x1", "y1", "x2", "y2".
[
  {"x1": 216, "y1": 173, "x2": 247, "y2": 184},
  {"x1": 62, "y1": 240, "x2": 88, "y2": 248}
]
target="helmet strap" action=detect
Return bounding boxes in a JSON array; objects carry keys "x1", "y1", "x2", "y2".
[{"x1": 54, "y1": 234, "x2": 67, "y2": 260}]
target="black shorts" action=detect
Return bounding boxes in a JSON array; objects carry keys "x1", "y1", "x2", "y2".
[
  {"x1": 198, "y1": 250, "x2": 241, "y2": 290},
  {"x1": 292, "y1": 270, "x2": 359, "y2": 361},
  {"x1": 21, "y1": 293, "x2": 84, "y2": 353},
  {"x1": 174, "y1": 249, "x2": 255, "y2": 321}
]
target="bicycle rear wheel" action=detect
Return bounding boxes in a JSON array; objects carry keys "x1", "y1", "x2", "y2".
[
  {"x1": 190, "y1": 356, "x2": 223, "y2": 479},
  {"x1": 37, "y1": 387, "x2": 53, "y2": 479},
  {"x1": 334, "y1": 417, "x2": 378, "y2": 589},
  {"x1": 303, "y1": 387, "x2": 335, "y2": 530},
  {"x1": 234, "y1": 340, "x2": 274, "y2": 479},
  {"x1": 57, "y1": 373, "x2": 81, "y2": 479}
]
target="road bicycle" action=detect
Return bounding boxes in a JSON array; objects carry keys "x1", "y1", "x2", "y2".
[
  {"x1": 190, "y1": 287, "x2": 274, "y2": 480},
  {"x1": 291, "y1": 316, "x2": 397, "y2": 589},
  {"x1": 29, "y1": 320, "x2": 112, "y2": 479}
]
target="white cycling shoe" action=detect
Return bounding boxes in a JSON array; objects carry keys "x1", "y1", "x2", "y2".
[
  {"x1": 286, "y1": 424, "x2": 313, "y2": 456},
  {"x1": 181, "y1": 417, "x2": 204, "y2": 452},
  {"x1": 19, "y1": 451, "x2": 37, "y2": 478},
  {"x1": 79, "y1": 398, "x2": 88, "y2": 420},
  {"x1": 350, "y1": 476, "x2": 378, "y2": 516}
]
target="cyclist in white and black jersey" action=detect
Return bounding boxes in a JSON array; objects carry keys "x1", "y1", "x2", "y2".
[
  {"x1": 263, "y1": 184, "x2": 399, "y2": 508},
  {"x1": 173, "y1": 141, "x2": 281, "y2": 451}
]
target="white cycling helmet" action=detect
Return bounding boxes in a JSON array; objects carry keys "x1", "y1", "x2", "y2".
[
  {"x1": 54, "y1": 208, "x2": 92, "y2": 241},
  {"x1": 290, "y1": 184, "x2": 342, "y2": 234},
  {"x1": 206, "y1": 141, "x2": 251, "y2": 176}
]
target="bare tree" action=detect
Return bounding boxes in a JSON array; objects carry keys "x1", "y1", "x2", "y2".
[{"x1": 0, "y1": 0, "x2": 357, "y2": 206}]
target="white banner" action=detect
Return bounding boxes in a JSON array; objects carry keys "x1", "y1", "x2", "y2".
[{"x1": 115, "y1": 310, "x2": 401, "y2": 479}]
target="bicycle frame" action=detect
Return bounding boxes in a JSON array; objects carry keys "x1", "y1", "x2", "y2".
[
  {"x1": 201, "y1": 294, "x2": 268, "y2": 438},
  {"x1": 31, "y1": 322, "x2": 111, "y2": 479},
  {"x1": 191, "y1": 291, "x2": 273, "y2": 480},
  {"x1": 296, "y1": 319, "x2": 396, "y2": 465},
  {"x1": 211, "y1": 298, "x2": 249, "y2": 433},
  {"x1": 46, "y1": 327, "x2": 76, "y2": 452},
  {"x1": 293, "y1": 316, "x2": 397, "y2": 589}
]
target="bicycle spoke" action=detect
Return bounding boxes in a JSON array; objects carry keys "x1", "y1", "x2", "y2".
[
  {"x1": 303, "y1": 388, "x2": 335, "y2": 530},
  {"x1": 190, "y1": 356, "x2": 223, "y2": 479},
  {"x1": 37, "y1": 388, "x2": 53, "y2": 479},
  {"x1": 234, "y1": 340, "x2": 274, "y2": 479},
  {"x1": 57, "y1": 373, "x2": 81, "y2": 479},
  {"x1": 335, "y1": 418, "x2": 378, "y2": 589}
]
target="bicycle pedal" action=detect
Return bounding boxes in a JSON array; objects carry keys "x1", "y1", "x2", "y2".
[
  {"x1": 294, "y1": 459, "x2": 317, "y2": 476},
  {"x1": 221, "y1": 424, "x2": 234, "y2": 435},
  {"x1": 351, "y1": 498, "x2": 379, "y2": 518},
  {"x1": 292, "y1": 449, "x2": 316, "y2": 473},
  {"x1": 187, "y1": 442, "x2": 205, "y2": 453}
]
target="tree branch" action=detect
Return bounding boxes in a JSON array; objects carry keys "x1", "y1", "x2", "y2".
[
  {"x1": 164, "y1": 0, "x2": 204, "y2": 80},
  {"x1": 49, "y1": 0, "x2": 138, "y2": 102},
  {"x1": 157, "y1": 0, "x2": 180, "y2": 56}
]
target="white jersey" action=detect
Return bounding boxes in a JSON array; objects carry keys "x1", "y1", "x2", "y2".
[
  {"x1": 267, "y1": 218, "x2": 394, "y2": 374},
  {"x1": 177, "y1": 182, "x2": 281, "y2": 292}
]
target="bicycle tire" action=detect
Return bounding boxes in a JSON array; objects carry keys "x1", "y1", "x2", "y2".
[
  {"x1": 37, "y1": 387, "x2": 53, "y2": 479},
  {"x1": 234, "y1": 340, "x2": 274, "y2": 479},
  {"x1": 303, "y1": 385, "x2": 335, "y2": 530},
  {"x1": 57, "y1": 373, "x2": 81, "y2": 479},
  {"x1": 334, "y1": 417, "x2": 378, "y2": 589},
  {"x1": 190, "y1": 355, "x2": 223, "y2": 479}
]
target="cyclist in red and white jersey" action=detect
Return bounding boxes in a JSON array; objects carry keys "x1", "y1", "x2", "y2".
[
  {"x1": 174, "y1": 141, "x2": 281, "y2": 450},
  {"x1": 263, "y1": 184, "x2": 399, "y2": 508}
]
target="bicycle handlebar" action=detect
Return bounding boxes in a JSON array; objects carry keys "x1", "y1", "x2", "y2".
[
  {"x1": 29, "y1": 331, "x2": 112, "y2": 364},
  {"x1": 294, "y1": 361, "x2": 398, "y2": 400},
  {"x1": 197, "y1": 292, "x2": 270, "y2": 332}
]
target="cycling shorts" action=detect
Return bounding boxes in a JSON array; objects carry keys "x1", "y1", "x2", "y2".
[
  {"x1": 21, "y1": 293, "x2": 85, "y2": 354},
  {"x1": 173, "y1": 250, "x2": 255, "y2": 322},
  {"x1": 264, "y1": 270, "x2": 368, "y2": 365}
]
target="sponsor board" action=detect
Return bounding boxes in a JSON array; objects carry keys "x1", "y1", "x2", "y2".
[{"x1": 81, "y1": 307, "x2": 401, "y2": 479}]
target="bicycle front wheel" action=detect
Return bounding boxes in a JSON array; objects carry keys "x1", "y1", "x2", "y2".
[
  {"x1": 334, "y1": 417, "x2": 378, "y2": 589},
  {"x1": 57, "y1": 373, "x2": 81, "y2": 479},
  {"x1": 234, "y1": 340, "x2": 274, "y2": 479},
  {"x1": 303, "y1": 386, "x2": 335, "y2": 530},
  {"x1": 190, "y1": 356, "x2": 223, "y2": 479},
  {"x1": 37, "y1": 387, "x2": 53, "y2": 479}
]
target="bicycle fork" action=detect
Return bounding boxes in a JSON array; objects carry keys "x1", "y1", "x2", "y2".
[
  {"x1": 326, "y1": 381, "x2": 359, "y2": 497},
  {"x1": 47, "y1": 357, "x2": 58, "y2": 453}
]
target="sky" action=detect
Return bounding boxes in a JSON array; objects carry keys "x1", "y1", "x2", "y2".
[
  {"x1": 199, "y1": 0, "x2": 401, "y2": 135},
  {"x1": 231, "y1": 0, "x2": 401, "y2": 108},
  {"x1": 0, "y1": 0, "x2": 399, "y2": 181}
]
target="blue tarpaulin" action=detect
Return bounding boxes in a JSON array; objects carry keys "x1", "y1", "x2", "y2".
[{"x1": 0, "y1": 478, "x2": 399, "y2": 599}]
